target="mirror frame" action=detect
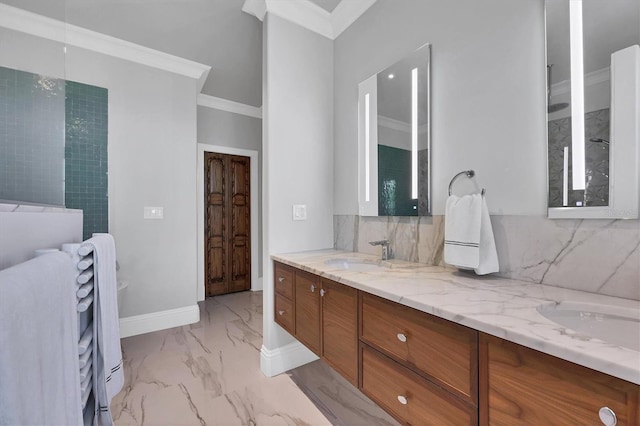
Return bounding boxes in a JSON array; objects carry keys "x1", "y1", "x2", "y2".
[
  {"x1": 358, "y1": 43, "x2": 432, "y2": 217},
  {"x1": 545, "y1": 1, "x2": 639, "y2": 219}
]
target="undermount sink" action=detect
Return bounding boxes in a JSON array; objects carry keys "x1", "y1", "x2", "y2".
[
  {"x1": 537, "y1": 302, "x2": 640, "y2": 352},
  {"x1": 324, "y1": 258, "x2": 386, "y2": 272}
]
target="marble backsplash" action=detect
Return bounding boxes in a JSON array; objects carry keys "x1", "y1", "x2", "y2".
[{"x1": 334, "y1": 214, "x2": 639, "y2": 301}]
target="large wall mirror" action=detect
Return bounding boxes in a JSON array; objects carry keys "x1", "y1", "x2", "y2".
[
  {"x1": 358, "y1": 44, "x2": 431, "y2": 217},
  {"x1": 546, "y1": 0, "x2": 639, "y2": 219}
]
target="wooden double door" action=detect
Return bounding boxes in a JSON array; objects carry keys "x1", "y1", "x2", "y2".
[{"x1": 205, "y1": 152, "x2": 251, "y2": 296}]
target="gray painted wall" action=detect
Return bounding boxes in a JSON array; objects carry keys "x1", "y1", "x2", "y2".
[
  {"x1": 263, "y1": 14, "x2": 334, "y2": 353},
  {"x1": 0, "y1": 26, "x2": 199, "y2": 319},
  {"x1": 334, "y1": 0, "x2": 547, "y2": 216}
]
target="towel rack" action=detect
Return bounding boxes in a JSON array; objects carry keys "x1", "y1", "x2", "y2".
[{"x1": 448, "y1": 170, "x2": 486, "y2": 196}]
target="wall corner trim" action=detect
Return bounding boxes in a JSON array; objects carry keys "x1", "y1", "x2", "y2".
[
  {"x1": 119, "y1": 305, "x2": 200, "y2": 338},
  {"x1": 260, "y1": 342, "x2": 319, "y2": 377},
  {"x1": 0, "y1": 3, "x2": 211, "y2": 92},
  {"x1": 197, "y1": 94, "x2": 263, "y2": 119},
  {"x1": 241, "y1": 0, "x2": 376, "y2": 40}
]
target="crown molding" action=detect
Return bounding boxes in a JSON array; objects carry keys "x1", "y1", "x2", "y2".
[
  {"x1": 197, "y1": 94, "x2": 262, "y2": 119},
  {"x1": 0, "y1": 3, "x2": 211, "y2": 92},
  {"x1": 378, "y1": 115, "x2": 410, "y2": 133},
  {"x1": 550, "y1": 66, "x2": 610, "y2": 97},
  {"x1": 242, "y1": 0, "x2": 376, "y2": 40}
]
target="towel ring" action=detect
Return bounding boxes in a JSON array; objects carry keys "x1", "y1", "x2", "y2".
[{"x1": 448, "y1": 170, "x2": 486, "y2": 196}]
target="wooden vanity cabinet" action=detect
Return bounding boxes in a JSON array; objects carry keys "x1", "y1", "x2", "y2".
[
  {"x1": 274, "y1": 262, "x2": 295, "y2": 334},
  {"x1": 480, "y1": 333, "x2": 640, "y2": 426},
  {"x1": 274, "y1": 262, "x2": 358, "y2": 385},
  {"x1": 360, "y1": 292, "x2": 478, "y2": 405},
  {"x1": 359, "y1": 292, "x2": 478, "y2": 425}
]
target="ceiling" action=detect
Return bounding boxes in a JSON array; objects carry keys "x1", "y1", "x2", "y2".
[
  {"x1": 309, "y1": 0, "x2": 342, "y2": 13},
  {"x1": 0, "y1": 0, "x2": 263, "y2": 107}
]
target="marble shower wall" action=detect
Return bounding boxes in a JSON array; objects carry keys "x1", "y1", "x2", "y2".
[{"x1": 334, "y1": 214, "x2": 639, "y2": 301}]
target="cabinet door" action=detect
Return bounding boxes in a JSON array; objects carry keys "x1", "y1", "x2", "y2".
[
  {"x1": 480, "y1": 333, "x2": 640, "y2": 426},
  {"x1": 294, "y1": 270, "x2": 321, "y2": 355},
  {"x1": 321, "y1": 279, "x2": 358, "y2": 386}
]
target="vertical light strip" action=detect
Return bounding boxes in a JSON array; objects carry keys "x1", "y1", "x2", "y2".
[
  {"x1": 411, "y1": 68, "x2": 418, "y2": 199},
  {"x1": 570, "y1": 0, "x2": 586, "y2": 190},
  {"x1": 365, "y1": 93, "x2": 371, "y2": 202},
  {"x1": 563, "y1": 146, "x2": 569, "y2": 206}
]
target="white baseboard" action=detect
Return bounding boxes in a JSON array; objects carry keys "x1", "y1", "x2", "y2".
[
  {"x1": 251, "y1": 276, "x2": 263, "y2": 292},
  {"x1": 260, "y1": 341, "x2": 319, "y2": 377},
  {"x1": 119, "y1": 305, "x2": 200, "y2": 338}
]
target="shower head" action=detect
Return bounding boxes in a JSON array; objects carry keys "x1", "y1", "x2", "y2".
[
  {"x1": 548, "y1": 102, "x2": 569, "y2": 113},
  {"x1": 547, "y1": 64, "x2": 569, "y2": 113}
]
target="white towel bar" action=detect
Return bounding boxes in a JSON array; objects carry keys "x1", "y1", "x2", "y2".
[
  {"x1": 77, "y1": 246, "x2": 94, "y2": 257},
  {"x1": 79, "y1": 346, "x2": 92, "y2": 369},
  {"x1": 78, "y1": 327, "x2": 93, "y2": 355},
  {"x1": 77, "y1": 257, "x2": 93, "y2": 271},
  {"x1": 77, "y1": 280, "x2": 94, "y2": 298},
  {"x1": 79, "y1": 361, "x2": 92, "y2": 382},
  {"x1": 77, "y1": 268, "x2": 94, "y2": 285},
  {"x1": 77, "y1": 293, "x2": 94, "y2": 313}
]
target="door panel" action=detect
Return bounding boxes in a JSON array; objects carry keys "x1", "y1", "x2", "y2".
[{"x1": 205, "y1": 152, "x2": 251, "y2": 296}]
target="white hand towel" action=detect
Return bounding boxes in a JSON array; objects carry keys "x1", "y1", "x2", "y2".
[
  {"x1": 81, "y1": 234, "x2": 123, "y2": 426},
  {"x1": 0, "y1": 252, "x2": 82, "y2": 425},
  {"x1": 445, "y1": 194, "x2": 499, "y2": 275}
]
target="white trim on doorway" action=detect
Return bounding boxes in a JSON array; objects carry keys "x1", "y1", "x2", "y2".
[{"x1": 197, "y1": 144, "x2": 261, "y2": 301}]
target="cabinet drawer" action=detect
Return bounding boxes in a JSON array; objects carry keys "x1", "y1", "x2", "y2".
[
  {"x1": 275, "y1": 294, "x2": 294, "y2": 334},
  {"x1": 274, "y1": 262, "x2": 294, "y2": 299},
  {"x1": 481, "y1": 334, "x2": 640, "y2": 426},
  {"x1": 361, "y1": 292, "x2": 478, "y2": 403},
  {"x1": 361, "y1": 344, "x2": 476, "y2": 426}
]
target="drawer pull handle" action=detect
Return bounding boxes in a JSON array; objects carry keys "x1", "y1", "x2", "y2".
[
  {"x1": 310, "y1": 284, "x2": 315, "y2": 292},
  {"x1": 320, "y1": 289, "x2": 326, "y2": 297},
  {"x1": 599, "y1": 407, "x2": 617, "y2": 426},
  {"x1": 397, "y1": 333, "x2": 407, "y2": 343},
  {"x1": 278, "y1": 277, "x2": 285, "y2": 283},
  {"x1": 278, "y1": 310, "x2": 285, "y2": 316},
  {"x1": 397, "y1": 395, "x2": 408, "y2": 405}
]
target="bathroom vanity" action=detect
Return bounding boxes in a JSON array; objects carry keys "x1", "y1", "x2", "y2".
[{"x1": 273, "y1": 251, "x2": 640, "y2": 426}]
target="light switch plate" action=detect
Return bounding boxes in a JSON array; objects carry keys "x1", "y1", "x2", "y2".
[
  {"x1": 144, "y1": 206, "x2": 164, "y2": 219},
  {"x1": 292, "y1": 204, "x2": 307, "y2": 221}
]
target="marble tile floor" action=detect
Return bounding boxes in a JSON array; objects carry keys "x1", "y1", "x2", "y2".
[{"x1": 111, "y1": 291, "x2": 398, "y2": 426}]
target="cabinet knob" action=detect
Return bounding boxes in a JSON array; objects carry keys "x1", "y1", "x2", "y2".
[
  {"x1": 310, "y1": 284, "x2": 315, "y2": 292},
  {"x1": 278, "y1": 310, "x2": 285, "y2": 316},
  {"x1": 397, "y1": 333, "x2": 407, "y2": 343},
  {"x1": 599, "y1": 407, "x2": 617, "y2": 426},
  {"x1": 278, "y1": 277, "x2": 285, "y2": 283},
  {"x1": 397, "y1": 395, "x2": 408, "y2": 405},
  {"x1": 320, "y1": 289, "x2": 326, "y2": 297}
]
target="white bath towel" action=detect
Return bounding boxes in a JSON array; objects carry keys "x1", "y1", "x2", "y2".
[
  {"x1": 0, "y1": 252, "x2": 82, "y2": 425},
  {"x1": 444, "y1": 193, "x2": 499, "y2": 275},
  {"x1": 82, "y1": 234, "x2": 123, "y2": 426}
]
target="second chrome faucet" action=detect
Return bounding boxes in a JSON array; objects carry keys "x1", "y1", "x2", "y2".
[{"x1": 369, "y1": 239, "x2": 391, "y2": 261}]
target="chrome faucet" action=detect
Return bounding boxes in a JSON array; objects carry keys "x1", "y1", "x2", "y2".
[{"x1": 369, "y1": 239, "x2": 391, "y2": 261}]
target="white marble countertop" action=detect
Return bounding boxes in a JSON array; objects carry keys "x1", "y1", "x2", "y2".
[{"x1": 272, "y1": 249, "x2": 640, "y2": 385}]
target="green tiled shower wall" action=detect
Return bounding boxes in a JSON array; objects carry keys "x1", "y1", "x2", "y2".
[
  {"x1": 0, "y1": 67, "x2": 66, "y2": 205},
  {"x1": 378, "y1": 144, "x2": 416, "y2": 216},
  {"x1": 0, "y1": 67, "x2": 108, "y2": 239},
  {"x1": 65, "y1": 81, "x2": 109, "y2": 240}
]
